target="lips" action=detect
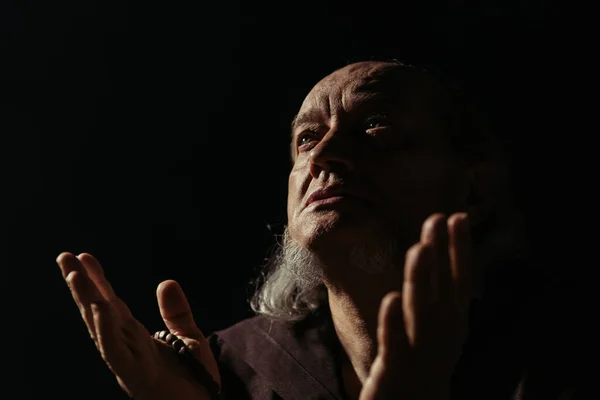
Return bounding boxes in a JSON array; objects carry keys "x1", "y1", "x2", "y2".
[{"x1": 305, "y1": 186, "x2": 365, "y2": 207}]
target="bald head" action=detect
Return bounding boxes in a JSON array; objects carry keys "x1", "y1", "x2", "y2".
[
  {"x1": 311, "y1": 61, "x2": 405, "y2": 92},
  {"x1": 290, "y1": 62, "x2": 438, "y2": 160},
  {"x1": 291, "y1": 60, "x2": 499, "y2": 165},
  {"x1": 295, "y1": 61, "x2": 433, "y2": 121},
  {"x1": 312, "y1": 61, "x2": 428, "y2": 92}
]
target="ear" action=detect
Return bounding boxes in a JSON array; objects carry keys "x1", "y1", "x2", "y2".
[{"x1": 464, "y1": 160, "x2": 508, "y2": 230}]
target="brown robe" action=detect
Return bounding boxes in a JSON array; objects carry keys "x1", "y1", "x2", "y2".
[
  {"x1": 207, "y1": 305, "x2": 527, "y2": 400},
  {"x1": 207, "y1": 260, "x2": 578, "y2": 399},
  {"x1": 208, "y1": 309, "x2": 348, "y2": 400}
]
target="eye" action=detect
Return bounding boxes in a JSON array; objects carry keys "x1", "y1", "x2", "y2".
[
  {"x1": 297, "y1": 131, "x2": 319, "y2": 150},
  {"x1": 364, "y1": 113, "x2": 391, "y2": 132}
]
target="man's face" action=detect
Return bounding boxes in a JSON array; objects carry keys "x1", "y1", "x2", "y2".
[{"x1": 287, "y1": 62, "x2": 471, "y2": 258}]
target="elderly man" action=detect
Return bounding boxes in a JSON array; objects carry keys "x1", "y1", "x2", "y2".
[{"x1": 56, "y1": 61, "x2": 525, "y2": 399}]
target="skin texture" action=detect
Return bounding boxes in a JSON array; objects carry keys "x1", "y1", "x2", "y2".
[
  {"x1": 57, "y1": 61, "x2": 482, "y2": 400},
  {"x1": 56, "y1": 253, "x2": 219, "y2": 400},
  {"x1": 288, "y1": 62, "x2": 473, "y2": 264}
]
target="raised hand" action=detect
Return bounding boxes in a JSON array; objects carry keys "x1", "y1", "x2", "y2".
[
  {"x1": 360, "y1": 213, "x2": 473, "y2": 400},
  {"x1": 56, "y1": 252, "x2": 221, "y2": 400}
]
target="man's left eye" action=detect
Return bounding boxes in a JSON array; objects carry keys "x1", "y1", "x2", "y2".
[{"x1": 365, "y1": 114, "x2": 391, "y2": 131}]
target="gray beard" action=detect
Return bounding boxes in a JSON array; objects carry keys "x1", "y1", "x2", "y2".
[{"x1": 278, "y1": 227, "x2": 401, "y2": 292}]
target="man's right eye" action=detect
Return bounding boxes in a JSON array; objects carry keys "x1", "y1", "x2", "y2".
[{"x1": 297, "y1": 132, "x2": 318, "y2": 149}]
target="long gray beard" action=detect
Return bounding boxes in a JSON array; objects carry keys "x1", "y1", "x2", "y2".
[
  {"x1": 277, "y1": 229, "x2": 324, "y2": 291},
  {"x1": 278, "y1": 227, "x2": 401, "y2": 292}
]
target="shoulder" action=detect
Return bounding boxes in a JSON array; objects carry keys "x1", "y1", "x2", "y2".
[
  {"x1": 206, "y1": 315, "x2": 302, "y2": 400},
  {"x1": 213, "y1": 314, "x2": 283, "y2": 337},
  {"x1": 207, "y1": 310, "x2": 333, "y2": 367},
  {"x1": 209, "y1": 309, "x2": 332, "y2": 352},
  {"x1": 205, "y1": 311, "x2": 338, "y2": 400},
  {"x1": 207, "y1": 315, "x2": 295, "y2": 359}
]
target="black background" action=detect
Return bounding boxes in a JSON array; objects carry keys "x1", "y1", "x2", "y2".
[{"x1": 2, "y1": 1, "x2": 586, "y2": 398}]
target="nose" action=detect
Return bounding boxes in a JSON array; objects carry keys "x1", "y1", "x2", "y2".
[{"x1": 309, "y1": 129, "x2": 355, "y2": 179}]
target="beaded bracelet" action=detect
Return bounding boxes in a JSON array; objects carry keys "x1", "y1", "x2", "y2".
[{"x1": 153, "y1": 330, "x2": 221, "y2": 400}]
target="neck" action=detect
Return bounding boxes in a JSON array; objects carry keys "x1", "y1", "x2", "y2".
[{"x1": 324, "y1": 267, "x2": 404, "y2": 384}]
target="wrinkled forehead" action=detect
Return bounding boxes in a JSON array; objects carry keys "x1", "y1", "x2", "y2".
[{"x1": 298, "y1": 62, "x2": 433, "y2": 114}]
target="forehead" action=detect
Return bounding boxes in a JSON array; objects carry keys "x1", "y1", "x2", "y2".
[{"x1": 295, "y1": 62, "x2": 433, "y2": 124}]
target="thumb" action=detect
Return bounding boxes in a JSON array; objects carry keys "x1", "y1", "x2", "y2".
[
  {"x1": 156, "y1": 280, "x2": 221, "y2": 389},
  {"x1": 157, "y1": 280, "x2": 204, "y2": 341}
]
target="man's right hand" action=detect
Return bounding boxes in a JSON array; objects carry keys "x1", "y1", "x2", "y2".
[{"x1": 56, "y1": 252, "x2": 221, "y2": 400}]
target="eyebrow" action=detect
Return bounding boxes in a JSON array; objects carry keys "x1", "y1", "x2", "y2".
[{"x1": 290, "y1": 109, "x2": 323, "y2": 134}]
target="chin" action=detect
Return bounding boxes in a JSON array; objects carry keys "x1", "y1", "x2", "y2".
[
  {"x1": 289, "y1": 212, "x2": 404, "y2": 276},
  {"x1": 291, "y1": 210, "x2": 380, "y2": 253}
]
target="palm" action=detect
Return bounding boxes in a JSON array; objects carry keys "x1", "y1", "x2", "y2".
[{"x1": 57, "y1": 252, "x2": 220, "y2": 400}]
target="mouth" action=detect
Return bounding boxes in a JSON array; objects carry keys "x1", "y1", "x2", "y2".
[{"x1": 305, "y1": 186, "x2": 369, "y2": 209}]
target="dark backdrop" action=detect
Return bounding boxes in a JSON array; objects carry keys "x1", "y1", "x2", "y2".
[{"x1": 3, "y1": 1, "x2": 584, "y2": 399}]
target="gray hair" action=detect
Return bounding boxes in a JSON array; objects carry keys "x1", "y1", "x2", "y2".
[
  {"x1": 249, "y1": 229, "x2": 325, "y2": 321},
  {"x1": 250, "y1": 222, "x2": 528, "y2": 322},
  {"x1": 249, "y1": 226, "x2": 405, "y2": 321}
]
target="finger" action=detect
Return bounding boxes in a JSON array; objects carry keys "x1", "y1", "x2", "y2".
[
  {"x1": 58, "y1": 253, "x2": 106, "y2": 340},
  {"x1": 77, "y1": 253, "x2": 133, "y2": 320},
  {"x1": 358, "y1": 356, "x2": 387, "y2": 400},
  {"x1": 377, "y1": 291, "x2": 408, "y2": 363},
  {"x1": 403, "y1": 243, "x2": 435, "y2": 346},
  {"x1": 420, "y1": 214, "x2": 452, "y2": 304},
  {"x1": 448, "y1": 212, "x2": 473, "y2": 340},
  {"x1": 57, "y1": 252, "x2": 80, "y2": 279},
  {"x1": 157, "y1": 280, "x2": 205, "y2": 342},
  {"x1": 448, "y1": 213, "x2": 473, "y2": 304}
]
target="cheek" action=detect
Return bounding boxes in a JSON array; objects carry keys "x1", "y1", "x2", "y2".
[
  {"x1": 287, "y1": 168, "x2": 304, "y2": 220},
  {"x1": 374, "y1": 157, "x2": 461, "y2": 212}
]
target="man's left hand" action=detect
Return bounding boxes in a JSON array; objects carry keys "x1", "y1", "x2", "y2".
[{"x1": 359, "y1": 213, "x2": 473, "y2": 400}]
